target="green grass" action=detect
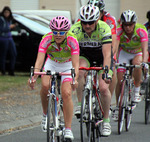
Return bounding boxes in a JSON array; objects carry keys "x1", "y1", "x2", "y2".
[{"x1": 0, "y1": 72, "x2": 40, "y2": 93}]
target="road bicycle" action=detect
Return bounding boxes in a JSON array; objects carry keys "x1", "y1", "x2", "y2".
[
  {"x1": 79, "y1": 65, "x2": 108, "y2": 142},
  {"x1": 30, "y1": 67, "x2": 75, "y2": 142},
  {"x1": 140, "y1": 63, "x2": 150, "y2": 124},
  {"x1": 116, "y1": 63, "x2": 141, "y2": 134}
]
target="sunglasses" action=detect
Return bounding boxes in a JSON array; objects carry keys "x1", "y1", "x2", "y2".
[
  {"x1": 123, "y1": 23, "x2": 134, "y2": 27},
  {"x1": 53, "y1": 31, "x2": 67, "y2": 36},
  {"x1": 81, "y1": 21, "x2": 95, "y2": 25}
]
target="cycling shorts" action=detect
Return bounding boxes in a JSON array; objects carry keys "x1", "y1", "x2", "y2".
[
  {"x1": 43, "y1": 58, "x2": 72, "y2": 83},
  {"x1": 117, "y1": 49, "x2": 142, "y2": 72}
]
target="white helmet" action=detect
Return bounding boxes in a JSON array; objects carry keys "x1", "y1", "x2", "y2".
[
  {"x1": 121, "y1": 10, "x2": 137, "y2": 23},
  {"x1": 79, "y1": 4, "x2": 100, "y2": 22}
]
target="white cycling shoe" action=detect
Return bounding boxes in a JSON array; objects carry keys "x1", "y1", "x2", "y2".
[{"x1": 41, "y1": 114, "x2": 47, "y2": 132}]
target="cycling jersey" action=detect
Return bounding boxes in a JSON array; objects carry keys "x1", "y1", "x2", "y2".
[
  {"x1": 117, "y1": 23, "x2": 148, "y2": 54},
  {"x1": 101, "y1": 11, "x2": 117, "y2": 35},
  {"x1": 70, "y1": 20, "x2": 112, "y2": 67},
  {"x1": 38, "y1": 31, "x2": 79, "y2": 63}
]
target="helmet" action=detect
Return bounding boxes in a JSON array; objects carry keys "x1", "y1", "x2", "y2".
[
  {"x1": 120, "y1": 10, "x2": 137, "y2": 23},
  {"x1": 80, "y1": 4, "x2": 100, "y2": 22},
  {"x1": 146, "y1": 11, "x2": 150, "y2": 20},
  {"x1": 88, "y1": 0, "x2": 105, "y2": 11},
  {"x1": 49, "y1": 16, "x2": 71, "y2": 31}
]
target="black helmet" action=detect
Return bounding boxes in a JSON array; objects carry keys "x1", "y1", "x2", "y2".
[{"x1": 146, "y1": 11, "x2": 150, "y2": 20}]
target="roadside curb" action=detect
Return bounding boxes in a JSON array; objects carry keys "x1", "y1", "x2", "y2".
[{"x1": 0, "y1": 115, "x2": 41, "y2": 135}]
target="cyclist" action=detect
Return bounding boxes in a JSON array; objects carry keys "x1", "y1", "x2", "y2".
[
  {"x1": 144, "y1": 10, "x2": 150, "y2": 62},
  {"x1": 70, "y1": 4, "x2": 113, "y2": 136},
  {"x1": 87, "y1": 0, "x2": 117, "y2": 114},
  {"x1": 28, "y1": 16, "x2": 79, "y2": 140},
  {"x1": 112, "y1": 10, "x2": 148, "y2": 120}
]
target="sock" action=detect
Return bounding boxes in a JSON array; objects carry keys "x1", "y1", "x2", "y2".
[
  {"x1": 65, "y1": 127, "x2": 71, "y2": 130},
  {"x1": 43, "y1": 113, "x2": 47, "y2": 117},
  {"x1": 103, "y1": 118, "x2": 110, "y2": 123},
  {"x1": 78, "y1": 102, "x2": 81, "y2": 106},
  {"x1": 134, "y1": 86, "x2": 140, "y2": 93}
]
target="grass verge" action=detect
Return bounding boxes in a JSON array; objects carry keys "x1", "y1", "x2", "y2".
[{"x1": 0, "y1": 72, "x2": 41, "y2": 93}]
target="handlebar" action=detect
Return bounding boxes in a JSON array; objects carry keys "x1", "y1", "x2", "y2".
[
  {"x1": 79, "y1": 66, "x2": 103, "y2": 71},
  {"x1": 29, "y1": 67, "x2": 76, "y2": 84},
  {"x1": 115, "y1": 63, "x2": 141, "y2": 68}
]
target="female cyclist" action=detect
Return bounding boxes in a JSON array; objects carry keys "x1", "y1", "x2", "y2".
[{"x1": 28, "y1": 16, "x2": 79, "y2": 140}]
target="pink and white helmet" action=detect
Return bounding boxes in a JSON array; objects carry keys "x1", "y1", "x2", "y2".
[{"x1": 49, "y1": 16, "x2": 71, "y2": 31}]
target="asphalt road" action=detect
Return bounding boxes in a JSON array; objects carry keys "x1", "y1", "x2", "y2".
[{"x1": 0, "y1": 100, "x2": 150, "y2": 142}]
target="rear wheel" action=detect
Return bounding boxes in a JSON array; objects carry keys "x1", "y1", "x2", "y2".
[
  {"x1": 80, "y1": 89, "x2": 93, "y2": 142},
  {"x1": 145, "y1": 79, "x2": 150, "y2": 124}
]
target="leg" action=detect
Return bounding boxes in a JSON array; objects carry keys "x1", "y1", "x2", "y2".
[
  {"x1": 109, "y1": 65, "x2": 117, "y2": 97},
  {"x1": 61, "y1": 81, "x2": 74, "y2": 140},
  {"x1": 75, "y1": 58, "x2": 88, "y2": 117},
  {"x1": 40, "y1": 75, "x2": 51, "y2": 115},
  {"x1": 99, "y1": 74, "x2": 111, "y2": 136},
  {"x1": 8, "y1": 39, "x2": 17, "y2": 75},
  {"x1": 76, "y1": 58, "x2": 88, "y2": 102},
  {"x1": 40, "y1": 75, "x2": 51, "y2": 132},
  {"x1": 115, "y1": 71, "x2": 124, "y2": 105},
  {"x1": 0, "y1": 40, "x2": 9, "y2": 75}
]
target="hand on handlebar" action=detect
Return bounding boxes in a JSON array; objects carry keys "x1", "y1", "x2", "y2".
[
  {"x1": 28, "y1": 76, "x2": 37, "y2": 90},
  {"x1": 102, "y1": 66, "x2": 113, "y2": 84},
  {"x1": 71, "y1": 80, "x2": 78, "y2": 91}
]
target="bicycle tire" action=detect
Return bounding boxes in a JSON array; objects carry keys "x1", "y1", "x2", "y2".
[
  {"x1": 93, "y1": 89, "x2": 102, "y2": 142},
  {"x1": 118, "y1": 80, "x2": 126, "y2": 134},
  {"x1": 80, "y1": 88, "x2": 93, "y2": 142},
  {"x1": 125, "y1": 79, "x2": 133, "y2": 131},
  {"x1": 145, "y1": 78, "x2": 150, "y2": 124},
  {"x1": 47, "y1": 95, "x2": 61, "y2": 142}
]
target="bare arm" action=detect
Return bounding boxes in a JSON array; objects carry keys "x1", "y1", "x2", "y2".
[
  {"x1": 71, "y1": 54, "x2": 79, "y2": 81},
  {"x1": 141, "y1": 41, "x2": 149, "y2": 62},
  {"x1": 102, "y1": 43, "x2": 112, "y2": 69},
  {"x1": 112, "y1": 34, "x2": 117, "y2": 55}
]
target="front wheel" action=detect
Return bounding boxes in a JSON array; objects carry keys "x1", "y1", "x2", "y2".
[
  {"x1": 118, "y1": 80, "x2": 126, "y2": 134},
  {"x1": 80, "y1": 89, "x2": 93, "y2": 142},
  {"x1": 47, "y1": 95, "x2": 60, "y2": 142}
]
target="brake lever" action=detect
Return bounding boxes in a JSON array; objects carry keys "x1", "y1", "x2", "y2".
[
  {"x1": 71, "y1": 68, "x2": 76, "y2": 85},
  {"x1": 30, "y1": 66, "x2": 34, "y2": 84}
]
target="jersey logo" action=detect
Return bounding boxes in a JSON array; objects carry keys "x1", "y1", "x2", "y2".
[
  {"x1": 72, "y1": 27, "x2": 81, "y2": 35},
  {"x1": 79, "y1": 41, "x2": 102, "y2": 48}
]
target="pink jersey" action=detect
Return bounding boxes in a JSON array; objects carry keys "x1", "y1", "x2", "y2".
[{"x1": 38, "y1": 32, "x2": 79, "y2": 63}]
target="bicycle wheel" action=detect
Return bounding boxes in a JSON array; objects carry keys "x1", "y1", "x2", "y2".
[
  {"x1": 47, "y1": 95, "x2": 60, "y2": 142},
  {"x1": 93, "y1": 89, "x2": 102, "y2": 142},
  {"x1": 118, "y1": 80, "x2": 126, "y2": 134},
  {"x1": 145, "y1": 78, "x2": 150, "y2": 124},
  {"x1": 80, "y1": 88, "x2": 93, "y2": 142},
  {"x1": 125, "y1": 79, "x2": 133, "y2": 131}
]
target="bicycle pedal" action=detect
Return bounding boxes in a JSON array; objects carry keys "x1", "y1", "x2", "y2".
[{"x1": 75, "y1": 113, "x2": 81, "y2": 119}]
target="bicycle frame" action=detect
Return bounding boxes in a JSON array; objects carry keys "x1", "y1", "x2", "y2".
[{"x1": 79, "y1": 66, "x2": 104, "y2": 142}]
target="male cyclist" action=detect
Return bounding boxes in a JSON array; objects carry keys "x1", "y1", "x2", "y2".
[
  {"x1": 144, "y1": 10, "x2": 150, "y2": 62},
  {"x1": 112, "y1": 10, "x2": 148, "y2": 121},
  {"x1": 28, "y1": 16, "x2": 79, "y2": 141},
  {"x1": 70, "y1": 4, "x2": 113, "y2": 136},
  {"x1": 88, "y1": 0, "x2": 117, "y2": 113}
]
